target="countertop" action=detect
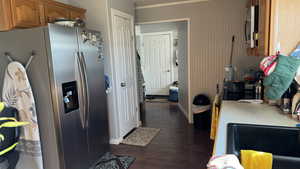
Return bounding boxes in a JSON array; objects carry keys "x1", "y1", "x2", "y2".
[{"x1": 214, "y1": 101, "x2": 299, "y2": 156}]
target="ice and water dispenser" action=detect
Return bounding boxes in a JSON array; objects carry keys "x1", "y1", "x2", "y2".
[{"x1": 62, "y1": 81, "x2": 79, "y2": 113}]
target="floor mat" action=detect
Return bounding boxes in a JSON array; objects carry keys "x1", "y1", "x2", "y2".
[
  {"x1": 145, "y1": 98, "x2": 169, "y2": 103},
  {"x1": 145, "y1": 95, "x2": 169, "y2": 103},
  {"x1": 121, "y1": 127, "x2": 160, "y2": 147},
  {"x1": 93, "y1": 152, "x2": 135, "y2": 169}
]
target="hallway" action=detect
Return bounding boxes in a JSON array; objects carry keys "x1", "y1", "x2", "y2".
[{"x1": 111, "y1": 102, "x2": 213, "y2": 169}]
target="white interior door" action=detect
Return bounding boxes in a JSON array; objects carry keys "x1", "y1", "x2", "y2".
[
  {"x1": 141, "y1": 32, "x2": 173, "y2": 95},
  {"x1": 111, "y1": 9, "x2": 138, "y2": 137}
]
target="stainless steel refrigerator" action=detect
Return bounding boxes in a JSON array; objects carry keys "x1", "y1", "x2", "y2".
[{"x1": 0, "y1": 24, "x2": 110, "y2": 169}]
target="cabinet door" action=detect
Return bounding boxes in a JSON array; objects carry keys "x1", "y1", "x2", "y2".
[
  {"x1": 0, "y1": 0, "x2": 13, "y2": 30},
  {"x1": 258, "y1": 0, "x2": 271, "y2": 56},
  {"x1": 10, "y1": 0, "x2": 41, "y2": 27},
  {"x1": 44, "y1": 3, "x2": 70, "y2": 23},
  {"x1": 246, "y1": 0, "x2": 271, "y2": 56},
  {"x1": 70, "y1": 10, "x2": 85, "y2": 20}
]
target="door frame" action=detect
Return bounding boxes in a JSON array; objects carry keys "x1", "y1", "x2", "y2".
[
  {"x1": 140, "y1": 31, "x2": 175, "y2": 95},
  {"x1": 110, "y1": 8, "x2": 140, "y2": 141},
  {"x1": 136, "y1": 18, "x2": 192, "y2": 124}
]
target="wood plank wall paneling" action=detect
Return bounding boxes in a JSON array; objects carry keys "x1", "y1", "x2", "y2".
[{"x1": 136, "y1": 0, "x2": 261, "y2": 110}]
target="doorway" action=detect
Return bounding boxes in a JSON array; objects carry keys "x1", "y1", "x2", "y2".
[{"x1": 136, "y1": 20, "x2": 191, "y2": 122}]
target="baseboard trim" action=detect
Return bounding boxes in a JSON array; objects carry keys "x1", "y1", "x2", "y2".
[
  {"x1": 178, "y1": 103, "x2": 189, "y2": 120},
  {"x1": 109, "y1": 137, "x2": 123, "y2": 145},
  {"x1": 137, "y1": 120, "x2": 142, "y2": 127}
]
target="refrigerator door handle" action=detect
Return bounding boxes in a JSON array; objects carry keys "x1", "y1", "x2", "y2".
[
  {"x1": 76, "y1": 52, "x2": 86, "y2": 129},
  {"x1": 80, "y1": 52, "x2": 90, "y2": 129}
]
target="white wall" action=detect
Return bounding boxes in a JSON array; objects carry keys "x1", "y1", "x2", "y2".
[
  {"x1": 111, "y1": 0, "x2": 135, "y2": 16},
  {"x1": 139, "y1": 22, "x2": 178, "y2": 34},
  {"x1": 67, "y1": 0, "x2": 136, "y2": 143}
]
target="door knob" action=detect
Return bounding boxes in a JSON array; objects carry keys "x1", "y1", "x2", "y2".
[
  {"x1": 166, "y1": 70, "x2": 171, "y2": 72},
  {"x1": 121, "y1": 82, "x2": 126, "y2": 87}
]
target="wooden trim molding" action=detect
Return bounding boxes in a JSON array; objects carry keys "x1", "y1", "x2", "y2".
[
  {"x1": 109, "y1": 138, "x2": 123, "y2": 145},
  {"x1": 136, "y1": 18, "x2": 192, "y2": 124},
  {"x1": 178, "y1": 103, "x2": 189, "y2": 121},
  {"x1": 135, "y1": 0, "x2": 209, "y2": 10},
  {"x1": 41, "y1": 0, "x2": 86, "y2": 13}
]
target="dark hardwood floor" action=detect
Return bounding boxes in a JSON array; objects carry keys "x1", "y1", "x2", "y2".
[{"x1": 111, "y1": 102, "x2": 213, "y2": 169}]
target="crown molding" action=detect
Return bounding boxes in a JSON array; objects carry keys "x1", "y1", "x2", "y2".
[{"x1": 136, "y1": 0, "x2": 209, "y2": 10}]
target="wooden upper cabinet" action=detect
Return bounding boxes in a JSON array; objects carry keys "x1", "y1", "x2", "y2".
[
  {"x1": 11, "y1": 0, "x2": 41, "y2": 27},
  {"x1": 70, "y1": 10, "x2": 85, "y2": 20},
  {"x1": 0, "y1": 0, "x2": 86, "y2": 31},
  {"x1": 247, "y1": 0, "x2": 271, "y2": 57},
  {"x1": 258, "y1": 0, "x2": 271, "y2": 56},
  {"x1": 43, "y1": 2, "x2": 70, "y2": 23},
  {"x1": 0, "y1": 0, "x2": 13, "y2": 30}
]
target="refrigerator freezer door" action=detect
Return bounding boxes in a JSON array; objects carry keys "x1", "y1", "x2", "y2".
[
  {"x1": 77, "y1": 28, "x2": 110, "y2": 164},
  {"x1": 47, "y1": 24, "x2": 89, "y2": 169}
]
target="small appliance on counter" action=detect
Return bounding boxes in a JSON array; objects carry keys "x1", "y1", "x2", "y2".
[
  {"x1": 223, "y1": 81, "x2": 245, "y2": 100},
  {"x1": 244, "y1": 83, "x2": 256, "y2": 99},
  {"x1": 223, "y1": 81, "x2": 264, "y2": 101},
  {"x1": 222, "y1": 36, "x2": 246, "y2": 101},
  {"x1": 223, "y1": 69, "x2": 265, "y2": 101}
]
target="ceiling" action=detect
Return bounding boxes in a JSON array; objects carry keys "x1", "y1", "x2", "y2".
[{"x1": 134, "y1": 0, "x2": 189, "y2": 7}]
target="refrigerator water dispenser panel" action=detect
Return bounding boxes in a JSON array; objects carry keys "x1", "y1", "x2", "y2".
[{"x1": 62, "y1": 81, "x2": 79, "y2": 113}]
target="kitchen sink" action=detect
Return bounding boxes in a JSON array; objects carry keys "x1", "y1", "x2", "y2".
[{"x1": 226, "y1": 123, "x2": 300, "y2": 169}]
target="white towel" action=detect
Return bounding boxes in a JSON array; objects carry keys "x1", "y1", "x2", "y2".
[
  {"x1": 2, "y1": 62, "x2": 43, "y2": 169},
  {"x1": 207, "y1": 155, "x2": 244, "y2": 169}
]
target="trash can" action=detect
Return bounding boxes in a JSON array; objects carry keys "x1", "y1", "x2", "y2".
[
  {"x1": 169, "y1": 86, "x2": 179, "y2": 102},
  {"x1": 192, "y1": 94, "x2": 211, "y2": 130}
]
